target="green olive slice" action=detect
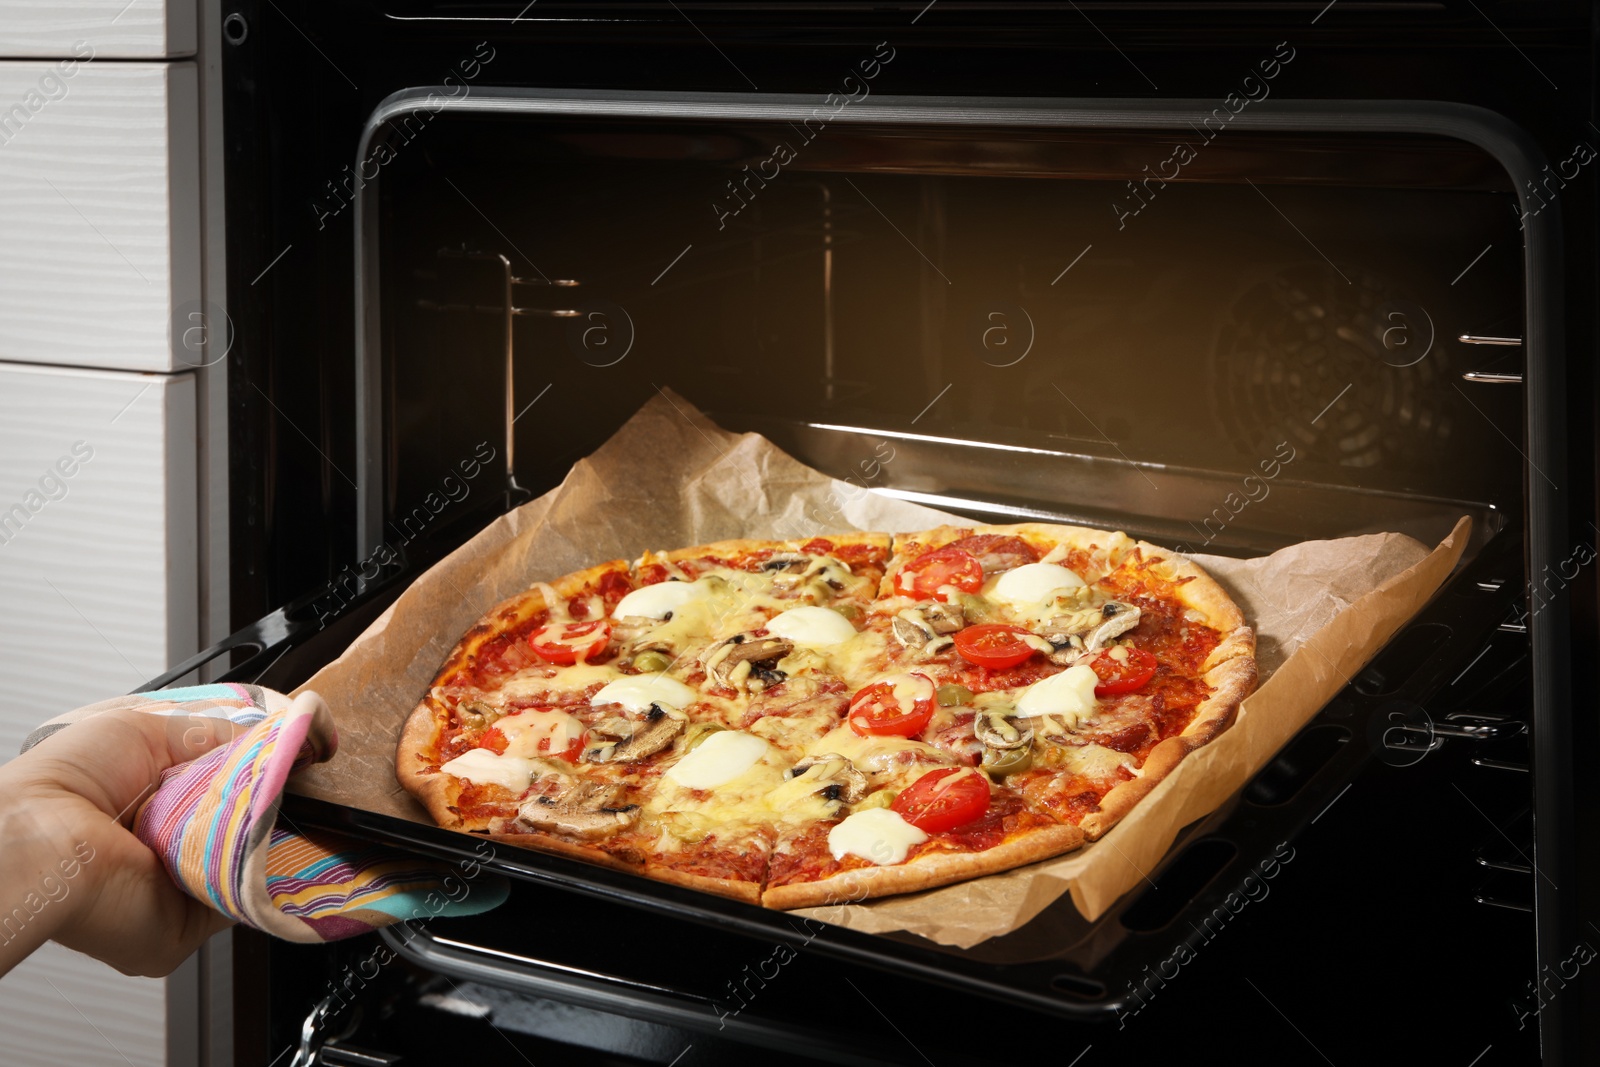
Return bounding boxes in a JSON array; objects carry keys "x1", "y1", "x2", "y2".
[
  {"x1": 683, "y1": 722, "x2": 727, "y2": 751},
  {"x1": 981, "y1": 744, "x2": 1034, "y2": 777},
  {"x1": 632, "y1": 650, "x2": 673, "y2": 674},
  {"x1": 936, "y1": 683, "x2": 974, "y2": 707}
]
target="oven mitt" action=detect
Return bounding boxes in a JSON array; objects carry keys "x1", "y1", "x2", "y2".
[{"x1": 20, "y1": 683, "x2": 509, "y2": 943}]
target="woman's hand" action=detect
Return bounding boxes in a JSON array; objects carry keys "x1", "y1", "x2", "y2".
[{"x1": 0, "y1": 709, "x2": 238, "y2": 978}]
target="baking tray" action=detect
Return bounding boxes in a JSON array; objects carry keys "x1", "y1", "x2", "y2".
[
  {"x1": 157, "y1": 461, "x2": 1522, "y2": 1021},
  {"x1": 280, "y1": 523, "x2": 1520, "y2": 1019}
]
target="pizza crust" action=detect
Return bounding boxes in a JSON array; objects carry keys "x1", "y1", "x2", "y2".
[
  {"x1": 650, "y1": 531, "x2": 890, "y2": 566},
  {"x1": 397, "y1": 701, "x2": 465, "y2": 827},
  {"x1": 1077, "y1": 630, "x2": 1255, "y2": 840},
  {"x1": 631, "y1": 862, "x2": 764, "y2": 906},
  {"x1": 482, "y1": 833, "x2": 763, "y2": 905},
  {"x1": 761, "y1": 823, "x2": 1084, "y2": 910}
]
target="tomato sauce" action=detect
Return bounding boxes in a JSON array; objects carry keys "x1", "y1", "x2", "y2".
[
  {"x1": 944, "y1": 533, "x2": 1039, "y2": 571},
  {"x1": 912, "y1": 792, "x2": 1050, "y2": 853},
  {"x1": 452, "y1": 781, "x2": 523, "y2": 822}
]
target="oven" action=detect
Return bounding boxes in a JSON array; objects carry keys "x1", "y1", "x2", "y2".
[{"x1": 181, "y1": 2, "x2": 1598, "y2": 1063}]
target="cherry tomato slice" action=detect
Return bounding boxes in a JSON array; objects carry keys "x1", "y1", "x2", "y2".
[
  {"x1": 540, "y1": 730, "x2": 587, "y2": 762},
  {"x1": 529, "y1": 619, "x2": 611, "y2": 665},
  {"x1": 896, "y1": 546, "x2": 984, "y2": 602},
  {"x1": 475, "y1": 719, "x2": 586, "y2": 761},
  {"x1": 952, "y1": 624, "x2": 1038, "y2": 670},
  {"x1": 892, "y1": 768, "x2": 991, "y2": 833},
  {"x1": 848, "y1": 673, "x2": 937, "y2": 737},
  {"x1": 1087, "y1": 647, "x2": 1159, "y2": 696}
]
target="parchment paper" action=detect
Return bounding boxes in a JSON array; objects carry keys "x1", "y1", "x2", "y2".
[{"x1": 291, "y1": 391, "x2": 1468, "y2": 948}]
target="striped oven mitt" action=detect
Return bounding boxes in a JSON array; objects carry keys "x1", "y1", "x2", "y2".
[{"x1": 21, "y1": 684, "x2": 508, "y2": 943}]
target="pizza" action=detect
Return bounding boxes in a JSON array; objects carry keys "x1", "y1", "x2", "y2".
[{"x1": 396, "y1": 523, "x2": 1256, "y2": 909}]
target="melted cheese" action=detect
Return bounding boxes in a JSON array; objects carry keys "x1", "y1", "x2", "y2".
[
  {"x1": 765, "y1": 605, "x2": 857, "y2": 647},
  {"x1": 665, "y1": 730, "x2": 770, "y2": 788},
  {"x1": 992, "y1": 562, "x2": 1086, "y2": 604},
  {"x1": 747, "y1": 694, "x2": 845, "y2": 754},
  {"x1": 828, "y1": 808, "x2": 927, "y2": 865},
  {"x1": 496, "y1": 709, "x2": 586, "y2": 759},
  {"x1": 806, "y1": 723, "x2": 952, "y2": 789},
  {"x1": 593, "y1": 674, "x2": 697, "y2": 712},
  {"x1": 621, "y1": 573, "x2": 768, "y2": 653},
  {"x1": 496, "y1": 663, "x2": 622, "y2": 701},
  {"x1": 1058, "y1": 743, "x2": 1139, "y2": 781},
  {"x1": 805, "y1": 629, "x2": 888, "y2": 686},
  {"x1": 529, "y1": 621, "x2": 607, "y2": 659},
  {"x1": 761, "y1": 767, "x2": 856, "y2": 827},
  {"x1": 855, "y1": 673, "x2": 935, "y2": 720},
  {"x1": 1017, "y1": 664, "x2": 1100, "y2": 720},
  {"x1": 613, "y1": 578, "x2": 713, "y2": 620},
  {"x1": 438, "y1": 749, "x2": 540, "y2": 793},
  {"x1": 645, "y1": 741, "x2": 794, "y2": 841}
]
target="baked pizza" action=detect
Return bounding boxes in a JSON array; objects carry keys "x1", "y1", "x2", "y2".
[{"x1": 397, "y1": 524, "x2": 1256, "y2": 909}]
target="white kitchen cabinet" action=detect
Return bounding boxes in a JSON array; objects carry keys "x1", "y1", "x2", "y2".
[
  {"x1": 0, "y1": 61, "x2": 200, "y2": 372},
  {"x1": 0, "y1": 0, "x2": 195, "y2": 59},
  {"x1": 0, "y1": 362, "x2": 198, "y2": 1067},
  {"x1": 0, "y1": 363, "x2": 198, "y2": 758},
  {"x1": 0, "y1": 943, "x2": 167, "y2": 1067}
]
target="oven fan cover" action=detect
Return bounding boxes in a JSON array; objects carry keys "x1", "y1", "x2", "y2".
[{"x1": 1211, "y1": 265, "x2": 1452, "y2": 470}]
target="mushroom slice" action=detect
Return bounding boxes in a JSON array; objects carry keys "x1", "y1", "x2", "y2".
[
  {"x1": 456, "y1": 699, "x2": 500, "y2": 731},
  {"x1": 1085, "y1": 601, "x2": 1141, "y2": 651},
  {"x1": 889, "y1": 607, "x2": 947, "y2": 659},
  {"x1": 583, "y1": 704, "x2": 685, "y2": 764},
  {"x1": 974, "y1": 708, "x2": 1034, "y2": 750},
  {"x1": 760, "y1": 553, "x2": 812, "y2": 574},
  {"x1": 922, "y1": 601, "x2": 965, "y2": 634},
  {"x1": 1039, "y1": 600, "x2": 1140, "y2": 665},
  {"x1": 621, "y1": 632, "x2": 678, "y2": 658},
  {"x1": 891, "y1": 609, "x2": 937, "y2": 649},
  {"x1": 519, "y1": 781, "x2": 639, "y2": 840},
  {"x1": 891, "y1": 602, "x2": 965, "y2": 651},
  {"x1": 611, "y1": 615, "x2": 673, "y2": 658},
  {"x1": 704, "y1": 633, "x2": 794, "y2": 689},
  {"x1": 785, "y1": 753, "x2": 869, "y2": 804}
]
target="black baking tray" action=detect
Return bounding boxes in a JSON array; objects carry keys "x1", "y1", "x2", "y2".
[{"x1": 153, "y1": 474, "x2": 1525, "y2": 1021}]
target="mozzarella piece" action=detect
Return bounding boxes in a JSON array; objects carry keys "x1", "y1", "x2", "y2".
[
  {"x1": 438, "y1": 749, "x2": 539, "y2": 793},
  {"x1": 764, "y1": 605, "x2": 857, "y2": 647},
  {"x1": 592, "y1": 673, "x2": 696, "y2": 713},
  {"x1": 613, "y1": 579, "x2": 710, "y2": 620},
  {"x1": 993, "y1": 562, "x2": 1086, "y2": 604},
  {"x1": 496, "y1": 709, "x2": 586, "y2": 759},
  {"x1": 828, "y1": 808, "x2": 928, "y2": 865},
  {"x1": 665, "y1": 730, "x2": 770, "y2": 789},
  {"x1": 1017, "y1": 663, "x2": 1100, "y2": 719}
]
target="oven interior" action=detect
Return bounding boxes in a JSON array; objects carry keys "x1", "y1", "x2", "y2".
[
  {"x1": 207, "y1": 103, "x2": 1552, "y2": 1064},
  {"x1": 382, "y1": 114, "x2": 1525, "y2": 554}
]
